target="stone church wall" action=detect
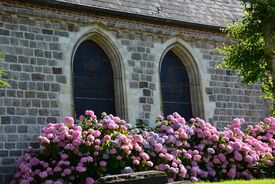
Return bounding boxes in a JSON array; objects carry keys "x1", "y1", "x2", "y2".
[{"x1": 0, "y1": 1, "x2": 270, "y2": 183}]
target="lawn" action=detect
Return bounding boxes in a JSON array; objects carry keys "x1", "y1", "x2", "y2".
[{"x1": 198, "y1": 179, "x2": 275, "y2": 184}]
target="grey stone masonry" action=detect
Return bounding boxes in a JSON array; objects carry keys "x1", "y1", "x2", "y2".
[{"x1": 0, "y1": 0, "x2": 270, "y2": 183}]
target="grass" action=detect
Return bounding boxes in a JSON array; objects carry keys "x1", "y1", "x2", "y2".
[{"x1": 198, "y1": 179, "x2": 275, "y2": 184}]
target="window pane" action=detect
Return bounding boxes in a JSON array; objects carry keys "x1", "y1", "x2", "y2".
[
  {"x1": 160, "y1": 50, "x2": 193, "y2": 119},
  {"x1": 73, "y1": 40, "x2": 116, "y2": 117}
]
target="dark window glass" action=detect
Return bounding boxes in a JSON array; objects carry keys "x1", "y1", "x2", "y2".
[
  {"x1": 73, "y1": 40, "x2": 115, "y2": 117},
  {"x1": 160, "y1": 50, "x2": 192, "y2": 119}
]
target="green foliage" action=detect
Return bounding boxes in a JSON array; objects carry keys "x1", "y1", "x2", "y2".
[
  {"x1": 0, "y1": 52, "x2": 10, "y2": 88},
  {"x1": 218, "y1": 0, "x2": 275, "y2": 104},
  {"x1": 136, "y1": 118, "x2": 153, "y2": 131},
  {"x1": 0, "y1": 67, "x2": 10, "y2": 88}
]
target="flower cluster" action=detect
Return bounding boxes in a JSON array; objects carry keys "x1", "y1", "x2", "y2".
[{"x1": 12, "y1": 111, "x2": 275, "y2": 183}]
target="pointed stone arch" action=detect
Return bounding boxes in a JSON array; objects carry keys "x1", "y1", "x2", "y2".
[
  {"x1": 60, "y1": 24, "x2": 128, "y2": 120},
  {"x1": 158, "y1": 38, "x2": 205, "y2": 118}
]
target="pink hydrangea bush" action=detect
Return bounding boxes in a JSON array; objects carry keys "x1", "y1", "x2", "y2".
[
  {"x1": 12, "y1": 111, "x2": 152, "y2": 184},
  {"x1": 147, "y1": 113, "x2": 274, "y2": 182},
  {"x1": 11, "y1": 111, "x2": 275, "y2": 183}
]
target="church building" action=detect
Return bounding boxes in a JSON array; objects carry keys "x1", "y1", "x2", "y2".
[{"x1": 0, "y1": 0, "x2": 269, "y2": 183}]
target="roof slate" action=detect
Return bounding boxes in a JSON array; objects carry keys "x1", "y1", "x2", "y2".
[{"x1": 53, "y1": 0, "x2": 244, "y2": 28}]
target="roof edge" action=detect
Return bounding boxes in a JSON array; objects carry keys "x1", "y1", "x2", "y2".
[{"x1": 23, "y1": 0, "x2": 224, "y2": 32}]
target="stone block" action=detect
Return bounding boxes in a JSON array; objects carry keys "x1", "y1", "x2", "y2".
[
  {"x1": 139, "y1": 82, "x2": 148, "y2": 88},
  {"x1": 35, "y1": 49, "x2": 44, "y2": 57},
  {"x1": 7, "y1": 107, "x2": 15, "y2": 115},
  {"x1": 17, "y1": 126, "x2": 28, "y2": 133},
  {"x1": 143, "y1": 89, "x2": 151, "y2": 96},
  {"x1": 47, "y1": 117, "x2": 57, "y2": 123},
  {"x1": 12, "y1": 116, "x2": 23, "y2": 124},
  {"x1": 18, "y1": 56, "x2": 30, "y2": 64},
  {"x1": 0, "y1": 28, "x2": 10, "y2": 36},
  {"x1": 2, "y1": 158, "x2": 15, "y2": 165},
  {"x1": 5, "y1": 55, "x2": 17, "y2": 63},
  {"x1": 49, "y1": 43, "x2": 60, "y2": 51},
  {"x1": 0, "y1": 36, "x2": 9, "y2": 44},
  {"x1": 28, "y1": 108, "x2": 38, "y2": 116},
  {"x1": 23, "y1": 117, "x2": 36, "y2": 124},
  {"x1": 131, "y1": 53, "x2": 141, "y2": 60},
  {"x1": 4, "y1": 143, "x2": 15, "y2": 149},
  {"x1": 129, "y1": 82, "x2": 138, "y2": 88},
  {"x1": 24, "y1": 33, "x2": 35, "y2": 40},
  {"x1": 51, "y1": 83, "x2": 60, "y2": 92},
  {"x1": 42, "y1": 29, "x2": 53, "y2": 35},
  {"x1": 53, "y1": 51, "x2": 63, "y2": 60},
  {"x1": 9, "y1": 150, "x2": 22, "y2": 157},
  {"x1": 143, "y1": 104, "x2": 151, "y2": 112},
  {"x1": 1, "y1": 117, "x2": 11, "y2": 124},
  {"x1": 4, "y1": 126, "x2": 16, "y2": 133},
  {"x1": 25, "y1": 91, "x2": 35, "y2": 98},
  {"x1": 139, "y1": 97, "x2": 146, "y2": 103},
  {"x1": 10, "y1": 64, "x2": 22, "y2": 71},
  {"x1": 31, "y1": 73, "x2": 45, "y2": 81},
  {"x1": 96, "y1": 171, "x2": 168, "y2": 184},
  {"x1": 56, "y1": 75, "x2": 66, "y2": 84}
]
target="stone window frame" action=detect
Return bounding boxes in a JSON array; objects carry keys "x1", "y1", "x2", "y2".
[
  {"x1": 61, "y1": 25, "x2": 128, "y2": 120},
  {"x1": 157, "y1": 39, "x2": 205, "y2": 119}
]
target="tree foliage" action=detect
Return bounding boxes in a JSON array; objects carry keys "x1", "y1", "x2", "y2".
[
  {"x1": 218, "y1": 0, "x2": 275, "y2": 105},
  {"x1": 0, "y1": 67, "x2": 10, "y2": 88}
]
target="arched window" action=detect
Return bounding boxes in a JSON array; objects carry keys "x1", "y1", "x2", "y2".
[
  {"x1": 160, "y1": 50, "x2": 193, "y2": 119},
  {"x1": 73, "y1": 40, "x2": 116, "y2": 117}
]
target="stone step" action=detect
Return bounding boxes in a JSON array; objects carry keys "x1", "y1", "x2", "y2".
[{"x1": 96, "y1": 170, "x2": 168, "y2": 184}]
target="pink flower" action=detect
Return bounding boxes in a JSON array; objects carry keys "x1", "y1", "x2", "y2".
[
  {"x1": 86, "y1": 177, "x2": 95, "y2": 184},
  {"x1": 108, "y1": 123, "x2": 119, "y2": 129},
  {"x1": 72, "y1": 130, "x2": 81, "y2": 139},
  {"x1": 217, "y1": 153, "x2": 226, "y2": 162},
  {"x1": 116, "y1": 155, "x2": 122, "y2": 160},
  {"x1": 85, "y1": 110, "x2": 94, "y2": 116},
  {"x1": 45, "y1": 180, "x2": 54, "y2": 184},
  {"x1": 164, "y1": 153, "x2": 174, "y2": 161},
  {"x1": 231, "y1": 118, "x2": 242, "y2": 129},
  {"x1": 94, "y1": 139, "x2": 101, "y2": 145},
  {"x1": 110, "y1": 148, "x2": 117, "y2": 154},
  {"x1": 103, "y1": 135, "x2": 111, "y2": 141},
  {"x1": 132, "y1": 159, "x2": 140, "y2": 165},
  {"x1": 140, "y1": 152, "x2": 150, "y2": 160},
  {"x1": 79, "y1": 115, "x2": 85, "y2": 120},
  {"x1": 53, "y1": 166, "x2": 62, "y2": 172},
  {"x1": 29, "y1": 157, "x2": 40, "y2": 166},
  {"x1": 92, "y1": 130, "x2": 101, "y2": 137},
  {"x1": 147, "y1": 161, "x2": 153, "y2": 167},
  {"x1": 207, "y1": 148, "x2": 215, "y2": 154},
  {"x1": 245, "y1": 155, "x2": 253, "y2": 163},
  {"x1": 193, "y1": 155, "x2": 201, "y2": 161},
  {"x1": 64, "y1": 117, "x2": 74, "y2": 128},
  {"x1": 39, "y1": 171, "x2": 48, "y2": 178},
  {"x1": 226, "y1": 145, "x2": 234, "y2": 153},
  {"x1": 39, "y1": 136, "x2": 50, "y2": 144},
  {"x1": 61, "y1": 154, "x2": 68, "y2": 160},
  {"x1": 76, "y1": 166, "x2": 86, "y2": 172},
  {"x1": 156, "y1": 115, "x2": 164, "y2": 121},
  {"x1": 154, "y1": 143, "x2": 163, "y2": 153},
  {"x1": 63, "y1": 168, "x2": 71, "y2": 175},
  {"x1": 99, "y1": 161, "x2": 107, "y2": 167},
  {"x1": 234, "y1": 151, "x2": 242, "y2": 161},
  {"x1": 228, "y1": 168, "x2": 236, "y2": 178}
]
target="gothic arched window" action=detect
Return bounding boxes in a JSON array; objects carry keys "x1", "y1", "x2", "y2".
[
  {"x1": 73, "y1": 40, "x2": 115, "y2": 117},
  {"x1": 160, "y1": 50, "x2": 193, "y2": 119}
]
